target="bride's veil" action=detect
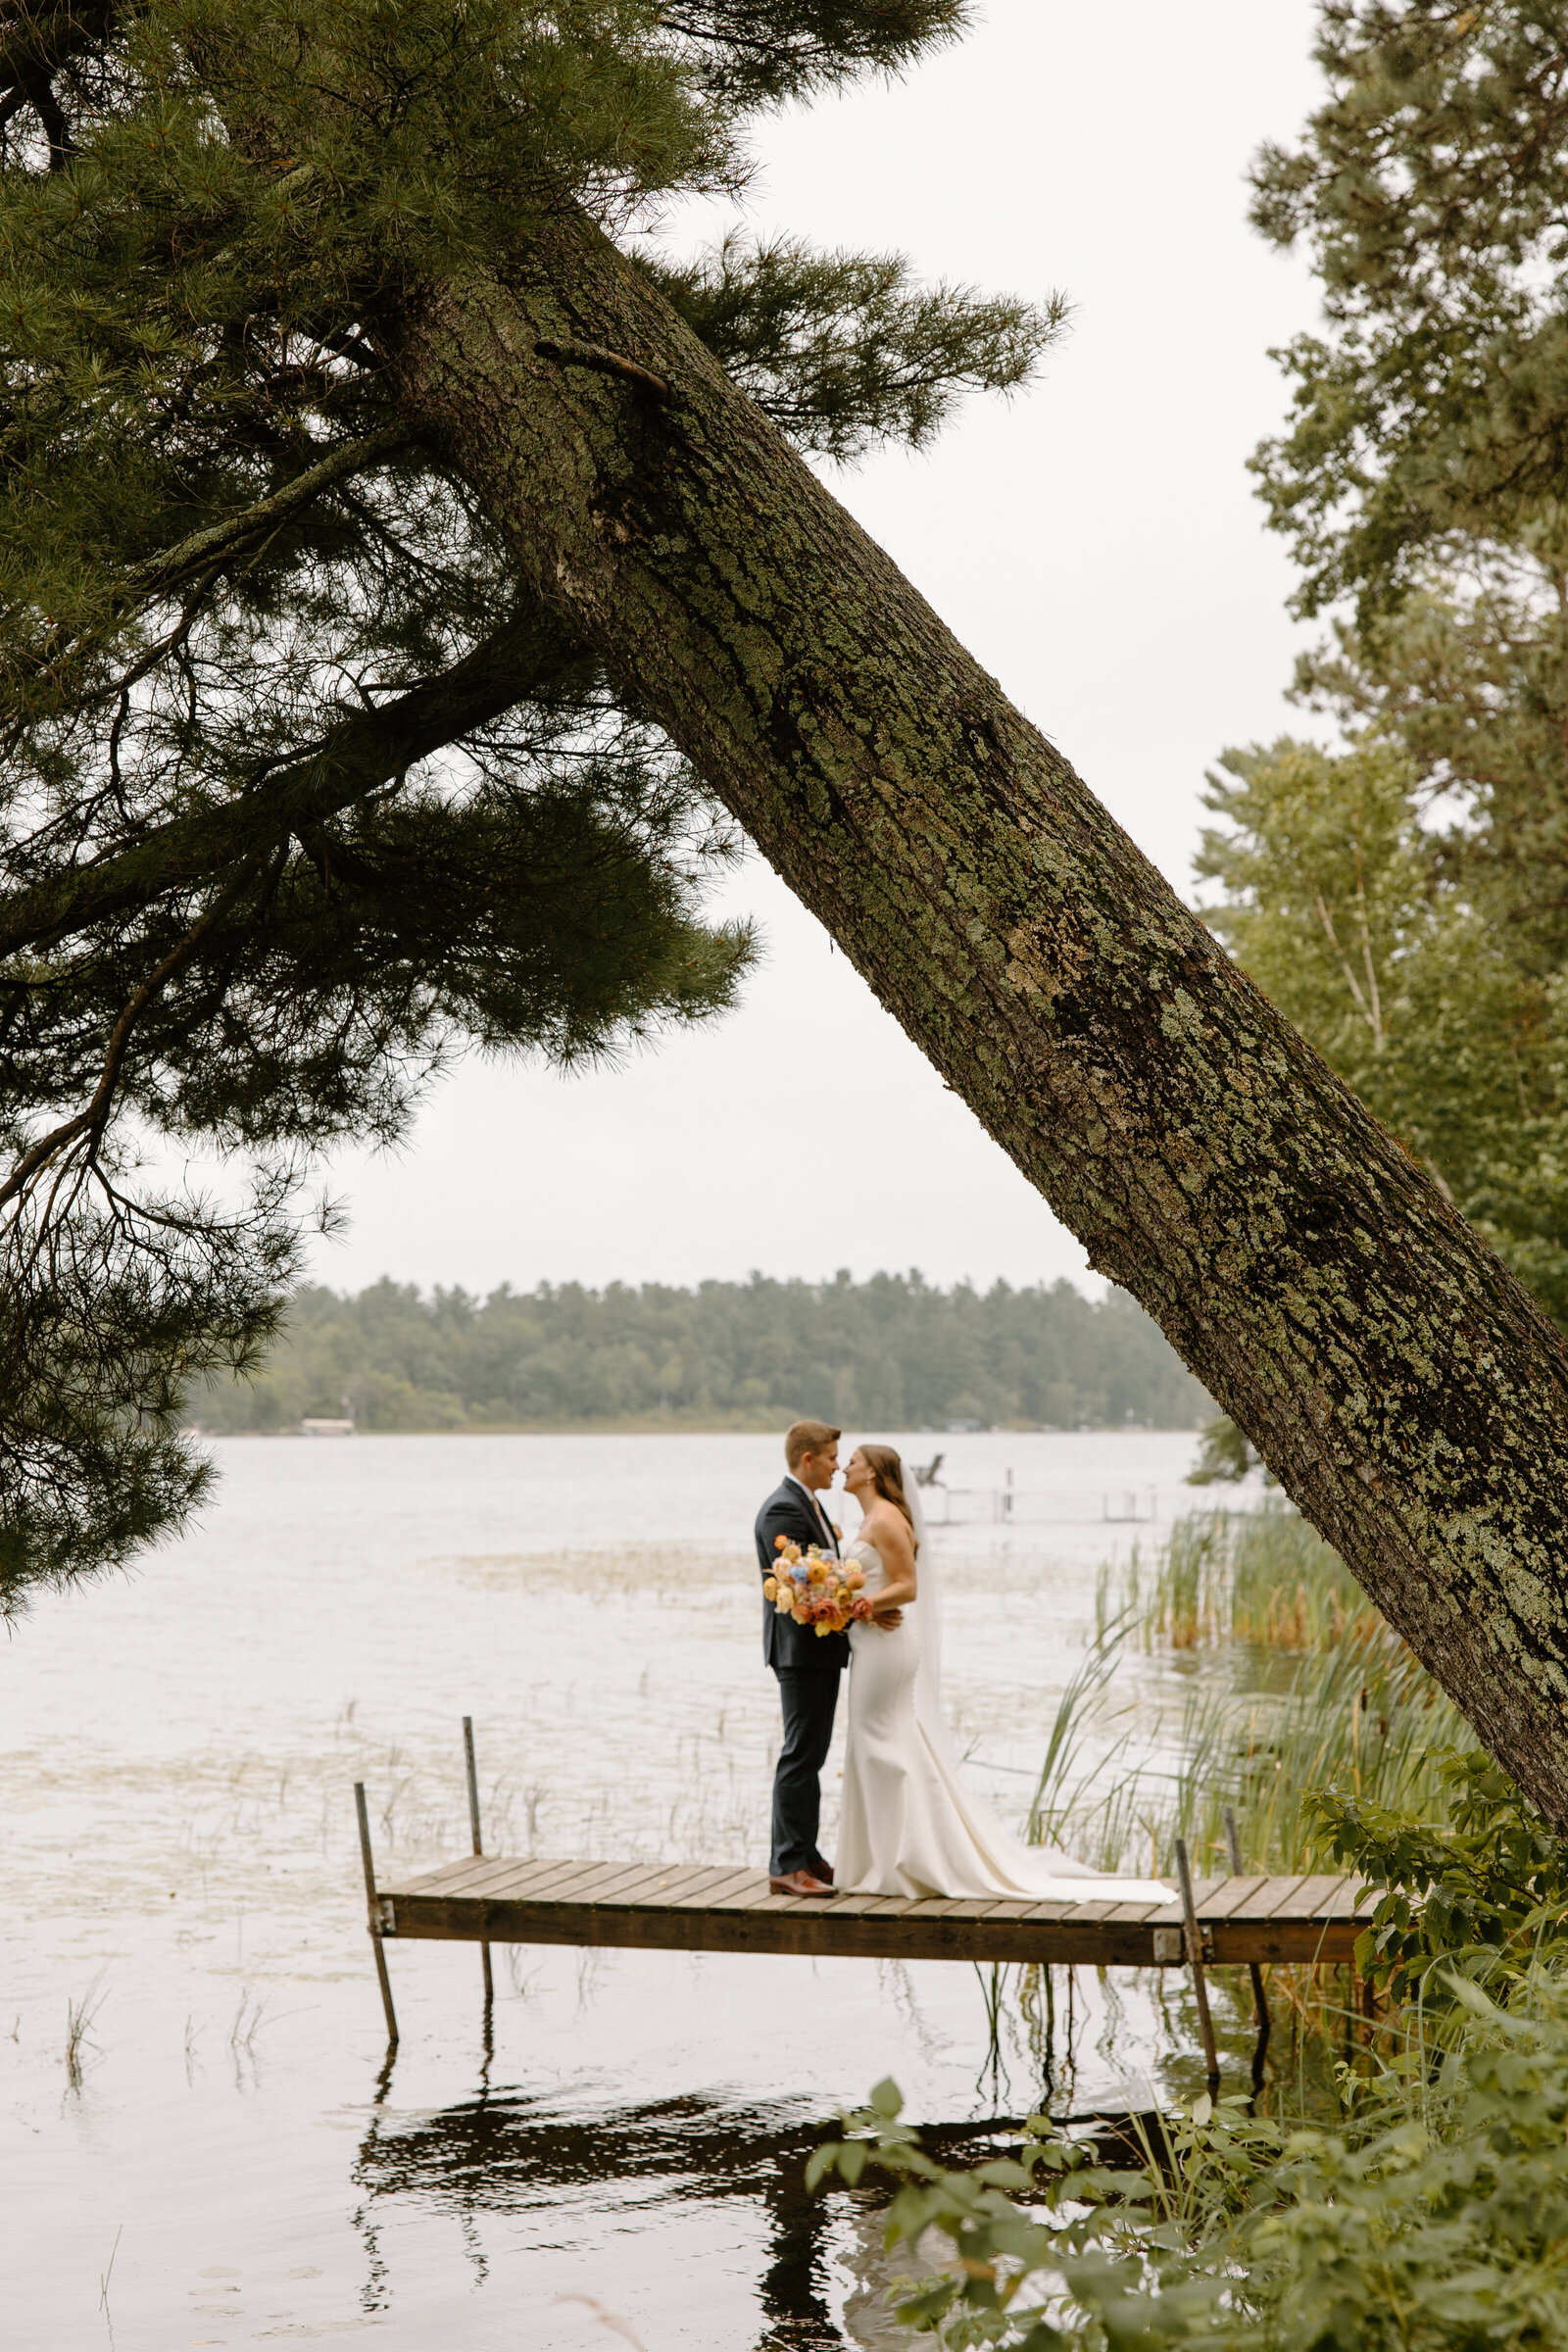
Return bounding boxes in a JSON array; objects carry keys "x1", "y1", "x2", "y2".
[
  {"x1": 896, "y1": 1448, "x2": 1106, "y2": 1884},
  {"x1": 902, "y1": 1470, "x2": 945, "y2": 1724}
]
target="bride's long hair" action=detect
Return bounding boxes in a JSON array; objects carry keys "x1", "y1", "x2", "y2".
[{"x1": 859, "y1": 1444, "x2": 919, "y2": 1552}]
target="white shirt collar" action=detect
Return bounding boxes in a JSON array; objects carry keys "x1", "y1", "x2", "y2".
[{"x1": 784, "y1": 1472, "x2": 835, "y2": 1540}]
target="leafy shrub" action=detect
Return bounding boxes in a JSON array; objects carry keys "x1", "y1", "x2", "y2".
[
  {"x1": 1306, "y1": 1748, "x2": 1568, "y2": 2008},
  {"x1": 816, "y1": 1985, "x2": 1568, "y2": 2347}
]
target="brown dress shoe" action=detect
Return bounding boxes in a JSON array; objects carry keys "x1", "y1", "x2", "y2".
[{"x1": 768, "y1": 1869, "x2": 834, "y2": 1897}]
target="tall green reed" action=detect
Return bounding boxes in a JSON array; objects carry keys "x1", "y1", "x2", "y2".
[
  {"x1": 1168, "y1": 1623, "x2": 1467, "y2": 1876},
  {"x1": 1030, "y1": 1506, "x2": 1468, "y2": 1880},
  {"x1": 1140, "y1": 1501, "x2": 1377, "y2": 1651}
]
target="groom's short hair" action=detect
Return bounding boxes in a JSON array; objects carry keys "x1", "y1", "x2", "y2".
[{"x1": 785, "y1": 1419, "x2": 841, "y2": 1469}]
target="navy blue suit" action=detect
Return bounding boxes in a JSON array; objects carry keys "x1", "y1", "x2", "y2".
[{"x1": 756, "y1": 1476, "x2": 849, "y2": 1878}]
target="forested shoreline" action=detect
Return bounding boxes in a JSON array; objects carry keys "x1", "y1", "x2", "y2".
[{"x1": 192, "y1": 1273, "x2": 1212, "y2": 1435}]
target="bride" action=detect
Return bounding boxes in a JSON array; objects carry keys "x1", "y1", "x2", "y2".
[{"x1": 836, "y1": 1444, "x2": 1169, "y2": 1903}]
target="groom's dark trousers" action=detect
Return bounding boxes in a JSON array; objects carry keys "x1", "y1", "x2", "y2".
[{"x1": 756, "y1": 1477, "x2": 852, "y2": 1880}]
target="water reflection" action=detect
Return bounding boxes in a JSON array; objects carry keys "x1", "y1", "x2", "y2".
[
  {"x1": 354, "y1": 2081, "x2": 851, "y2": 2345},
  {"x1": 352, "y1": 2034, "x2": 1055, "y2": 2349},
  {"x1": 342, "y1": 1942, "x2": 1167, "y2": 2340}
]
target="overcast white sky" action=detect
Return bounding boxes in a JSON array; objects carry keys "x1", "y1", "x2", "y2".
[{"x1": 299, "y1": 1, "x2": 1330, "y2": 1302}]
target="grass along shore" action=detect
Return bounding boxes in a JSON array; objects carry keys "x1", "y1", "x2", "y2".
[{"x1": 1028, "y1": 1498, "x2": 1468, "y2": 1885}]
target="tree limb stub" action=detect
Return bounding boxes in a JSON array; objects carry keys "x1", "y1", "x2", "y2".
[
  {"x1": 382, "y1": 206, "x2": 1568, "y2": 1829},
  {"x1": 534, "y1": 338, "x2": 671, "y2": 399},
  {"x1": 0, "y1": 611, "x2": 589, "y2": 961}
]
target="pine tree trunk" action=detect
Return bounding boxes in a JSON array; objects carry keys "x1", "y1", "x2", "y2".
[{"x1": 383, "y1": 211, "x2": 1568, "y2": 1828}]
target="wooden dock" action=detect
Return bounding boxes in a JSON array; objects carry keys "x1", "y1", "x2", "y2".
[
  {"x1": 369, "y1": 1855, "x2": 1370, "y2": 1970},
  {"x1": 351, "y1": 1734, "x2": 1371, "y2": 2081}
]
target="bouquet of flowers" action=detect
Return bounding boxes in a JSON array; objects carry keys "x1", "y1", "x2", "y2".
[{"x1": 764, "y1": 1538, "x2": 867, "y2": 1635}]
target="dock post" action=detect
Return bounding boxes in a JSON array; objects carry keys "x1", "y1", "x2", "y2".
[
  {"x1": 1174, "y1": 1837, "x2": 1219, "y2": 2100},
  {"x1": 1223, "y1": 1806, "x2": 1271, "y2": 2095},
  {"x1": 463, "y1": 1717, "x2": 495, "y2": 2005},
  {"x1": 355, "y1": 1781, "x2": 399, "y2": 2047}
]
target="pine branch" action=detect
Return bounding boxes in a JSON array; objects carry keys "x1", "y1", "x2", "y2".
[
  {"x1": 0, "y1": 611, "x2": 591, "y2": 960},
  {"x1": 660, "y1": 3, "x2": 967, "y2": 100},
  {"x1": 8, "y1": 423, "x2": 417, "y2": 697},
  {"x1": 534, "y1": 338, "x2": 670, "y2": 398},
  {"x1": 0, "y1": 876, "x2": 243, "y2": 1211},
  {"x1": 0, "y1": 0, "x2": 118, "y2": 109},
  {"x1": 124, "y1": 424, "x2": 415, "y2": 600}
]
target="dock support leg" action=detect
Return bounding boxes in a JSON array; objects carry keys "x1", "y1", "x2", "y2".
[
  {"x1": 463, "y1": 1717, "x2": 495, "y2": 2006},
  {"x1": 1223, "y1": 1806, "x2": 1271, "y2": 2097},
  {"x1": 355, "y1": 1780, "x2": 399, "y2": 2047},
  {"x1": 1175, "y1": 1837, "x2": 1219, "y2": 2100}
]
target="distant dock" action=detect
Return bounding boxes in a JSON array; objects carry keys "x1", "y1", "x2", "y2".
[{"x1": 919, "y1": 1477, "x2": 1159, "y2": 1526}]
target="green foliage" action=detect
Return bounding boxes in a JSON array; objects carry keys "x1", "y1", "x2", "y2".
[
  {"x1": 815, "y1": 1992, "x2": 1568, "y2": 2348},
  {"x1": 0, "y1": 0, "x2": 1060, "y2": 1584},
  {"x1": 0, "y1": 1166, "x2": 300, "y2": 1615},
  {"x1": 192, "y1": 1271, "x2": 1211, "y2": 1433},
  {"x1": 1290, "y1": 584, "x2": 1568, "y2": 977},
  {"x1": 1250, "y1": 4, "x2": 1568, "y2": 624},
  {"x1": 1185, "y1": 1416, "x2": 1265, "y2": 1487},
  {"x1": 1197, "y1": 734, "x2": 1568, "y2": 1322},
  {"x1": 1307, "y1": 1747, "x2": 1568, "y2": 2009},
  {"x1": 1213, "y1": 7, "x2": 1568, "y2": 1335},
  {"x1": 650, "y1": 231, "x2": 1065, "y2": 462}
]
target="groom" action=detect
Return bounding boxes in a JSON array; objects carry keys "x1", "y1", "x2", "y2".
[{"x1": 755, "y1": 1419, "x2": 849, "y2": 1898}]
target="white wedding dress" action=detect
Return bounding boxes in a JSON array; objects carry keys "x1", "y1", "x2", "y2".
[{"x1": 836, "y1": 1534, "x2": 1171, "y2": 1903}]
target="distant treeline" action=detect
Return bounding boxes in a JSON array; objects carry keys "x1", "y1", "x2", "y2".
[{"x1": 193, "y1": 1273, "x2": 1212, "y2": 1434}]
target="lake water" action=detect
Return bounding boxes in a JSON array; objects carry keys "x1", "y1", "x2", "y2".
[{"x1": 1, "y1": 1430, "x2": 1216, "y2": 2349}]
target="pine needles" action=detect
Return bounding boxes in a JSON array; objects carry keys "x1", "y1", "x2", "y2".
[{"x1": 0, "y1": 0, "x2": 1058, "y2": 1591}]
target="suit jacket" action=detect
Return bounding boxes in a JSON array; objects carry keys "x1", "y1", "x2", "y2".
[{"x1": 755, "y1": 1477, "x2": 851, "y2": 1673}]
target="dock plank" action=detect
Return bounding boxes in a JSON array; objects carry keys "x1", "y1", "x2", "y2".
[
  {"x1": 1270, "y1": 1874, "x2": 1363, "y2": 1920},
  {"x1": 487, "y1": 1859, "x2": 612, "y2": 1902},
  {"x1": 1250, "y1": 1875, "x2": 1315, "y2": 1920},
  {"x1": 1201, "y1": 1875, "x2": 1274, "y2": 1923},
  {"x1": 409, "y1": 1855, "x2": 569, "y2": 1901},
  {"x1": 667, "y1": 1867, "x2": 763, "y2": 1909},
  {"x1": 584, "y1": 1863, "x2": 714, "y2": 1908}
]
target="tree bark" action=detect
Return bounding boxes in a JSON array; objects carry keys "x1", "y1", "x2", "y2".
[{"x1": 383, "y1": 209, "x2": 1568, "y2": 1829}]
